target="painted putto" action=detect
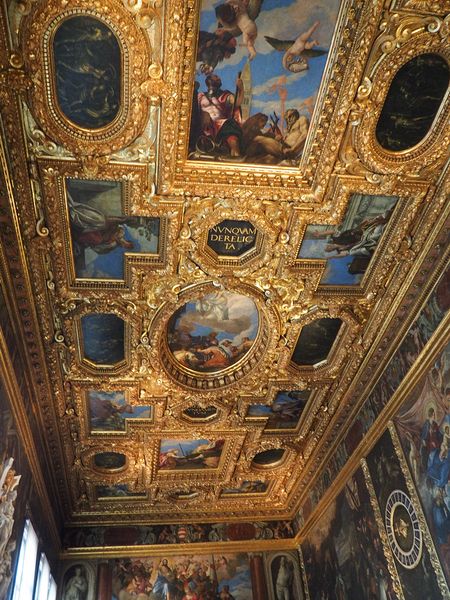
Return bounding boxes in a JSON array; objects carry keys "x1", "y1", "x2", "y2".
[{"x1": 189, "y1": 0, "x2": 341, "y2": 165}]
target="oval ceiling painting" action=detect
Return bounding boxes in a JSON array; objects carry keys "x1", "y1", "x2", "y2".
[
  {"x1": 53, "y1": 15, "x2": 121, "y2": 129},
  {"x1": 252, "y1": 448, "x2": 285, "y2": 469},
  {"x1": 167, "y1": 291, "x2": 259, "y2": 374},
  {"x1": 376, "y1": 53, "x2": 449, "y2": 152}
]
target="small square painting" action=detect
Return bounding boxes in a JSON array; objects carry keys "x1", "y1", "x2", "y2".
[
  {"x1": 81, "y1": 313, "x2": 125, "y2": 365},
  {"x1": 67, "y1": 178, "x2": 160, "y2": 280},
  {"x1": 88, "y1": 391, "x2": 152, "y2": 432},
  {"x1": 298, "y1": 194, "x2": 398, "y2": 285},
  {"x1": 159, "y1": 439, "x2": 225, "y2": 470},
  {"x1": 247, "y1": 389, "x2": 310, "y2": 430}
]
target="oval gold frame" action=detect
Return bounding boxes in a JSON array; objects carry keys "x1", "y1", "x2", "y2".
[
  {"x1": 22, "y1": 2, "x2": 150, "y2": 155},
  {"x1": 157, "y1": 282, "x2": 279, "y2": 391}
]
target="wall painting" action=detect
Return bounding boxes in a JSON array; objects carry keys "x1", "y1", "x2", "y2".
[
  {"x1": 301, "y1": 467, "x2": 398, "y2": 600},
  {"x1": 93, "y1": 452, "x2": 127, "y2": 471},
  {"x1": 394, "y1": 343, "x2": 450, "y2": 585},
  {"x1": 365, "y1": 429, "x2": 444, "y2": 598},
  {"x1": 189, "y1": 0, "x2": 341, "y2": 165},
  {"x1": 111, "y1": 553, "x2": 252, "y2": 599}
]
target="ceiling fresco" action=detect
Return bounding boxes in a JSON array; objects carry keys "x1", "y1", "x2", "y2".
[{"x1": 0, "y1": 0, "x2": 448, "y2": 540}]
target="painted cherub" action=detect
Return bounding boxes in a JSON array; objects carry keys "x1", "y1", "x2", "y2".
[
  {"x1": 265, "y1": 21, "x2": 327, "y2": 73},
  {"x1": 215, "y1": 0, "x2": 263, "y2": 61}
]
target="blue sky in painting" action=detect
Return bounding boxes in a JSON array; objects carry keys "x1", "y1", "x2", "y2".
[
  {"x1": 81, "y1": 314, "x2": 124, "y2": 364},
  {"x1": 160, "y1": 439, "x2": 213, "y2": 455},
  {"x1": 198, "y1": 0, "x2": 340, "y2": 120},
  {"x1": 81, "y1": 223, "x2": 158, "y2": 279},
  {"x1": 170, "y1": 292, "x2": 258, "y2": 347}
]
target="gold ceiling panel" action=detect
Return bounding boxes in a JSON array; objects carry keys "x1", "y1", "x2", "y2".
[{"x1": 0, "y1": 0, "x2": 448, "y2": 530}]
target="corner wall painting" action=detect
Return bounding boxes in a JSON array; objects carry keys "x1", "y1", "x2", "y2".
[
  {"x1": 159, "y1": 439, "x2": 225, "y2": 471},
  {"x1": 167, "y1": 291, "x2": 259, "y2": 373},
  {"x1": 88, "y1": 391, "x2": 152, "y2": 433},
  {"x1": 111, "y1": 553, "x2": 252, "y2": 600},
  {"x1": 247, "y1": 390, "x2": 311, "y2": 431},
  {"x1": 53, "y1": 16, "x2": 121, "y2": 129},
  {"x1": 66, "y1": 179, "x2": 160, "y2": 281},
  {"x1": 81, "y1": 313, "x2": 125, "y2": 365},
  {"x1": 394, "y1": 342, "x2": 450, "y2": 586},
  {"x1": 297, "y1": 194, "x2": 398, "y2": 286},
  {"x1": 301, "y1": 467, "x2": 399, "y2": 600},
  {"x1": 376, "y1": 53, "x2": 450, "y2": 152},
  {"x1": 189, "y1": 0, "x2": 341, "y2": 166},
  {"x1": 365, "y1": 429, "x2": 443, "y2": 598}
]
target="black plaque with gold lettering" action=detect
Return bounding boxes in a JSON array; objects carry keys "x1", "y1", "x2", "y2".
[{"x1": 207, "y1": 220, "x2": 257, "y2": 257}]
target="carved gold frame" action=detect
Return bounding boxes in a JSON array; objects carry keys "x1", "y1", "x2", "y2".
[
  {"x1": 157, "y1": 0, "x2": 386, "y2": 199},
  {"x1": 21, "y1": 0, "x2": 151, "y2": 155}
]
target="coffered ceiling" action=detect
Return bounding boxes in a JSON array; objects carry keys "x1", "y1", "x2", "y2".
[{"x1": 0, "y1": 0, "x2": 448, "y2": 537}]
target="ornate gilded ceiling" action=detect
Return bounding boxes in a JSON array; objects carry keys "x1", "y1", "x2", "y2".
[{"x1": 0, "y1": 0, "x2": 448, "y2": 535}]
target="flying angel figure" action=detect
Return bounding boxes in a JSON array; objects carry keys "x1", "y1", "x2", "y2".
[
  {"x1": 215, "y1": 0, "x2": 264, "y2": 61},
  {"x1": 265, "y1": 21, "x2": 327, "y2": 73}
]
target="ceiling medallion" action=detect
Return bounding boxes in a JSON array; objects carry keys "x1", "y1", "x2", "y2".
[{"x1": 160, "y1": 285, "x2": 274, "y2": 390}]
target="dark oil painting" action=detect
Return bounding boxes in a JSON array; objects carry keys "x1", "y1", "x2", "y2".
[
  {"x1": 247, "y1": 390, "x2": 310, "y2": 430},
  {"x1": 159, "y1": 439, "x2": 225, "y2": 471},
  {"x1": 88, "y1": 390, "x2": 152, "y2": 432},
  {"x1": 81, "y1": 313, "x2": 125, "y2": 365},
  {"x1": 167, "y1": 291, "x2": 258, "y2": 373},
  {"x1": 365, "y1": 430, "x2": 443, "y2": 599},
  {"x1": 189, "y1": 0, "x2": 341, "y2": 166},
  {"x1": 376, "y1": 53, "x2": 449, "y2": 152},
  {"x1": 298, "y1": 194, "x2": 398, "y2": 285},
  {"x1": 93, "y1": 451, "x2": 126, "y2": 470},
  {"x1": 292, "y1": 317, "x2": 342, "y2": 366},
  {"x1": 66, "y1": 179, "x2": 160, "y2": 280},
  {"x1": 207, "y1": 219, "x2": 257, "y2": 257},
  {"x1": 252, "y1": 448, "x2": 285, "y2": 467},
  {"x1": 394, "y1": 343, "x2": 450, "y2": 586},
  {"x1": 301, "y1": 468, "x2": 397, "y2": 600},
  {"x1": 53, "y1": 15, "x2": 121, "y2": 129}
]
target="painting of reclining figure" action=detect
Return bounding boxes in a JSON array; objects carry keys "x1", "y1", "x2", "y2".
[
  {"x1": 189, "y1": 0, "x2": 341, "y2": 165},
  {"x1": 298, "y1": 194, "x2": 398, "y2": 285},
  {"x1": 66, "y1": 178, "x2": 160, "y2": 280}
]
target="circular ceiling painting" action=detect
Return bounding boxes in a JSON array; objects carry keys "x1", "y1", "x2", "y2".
[{"x1": 167, "y1": 291, "x2": 259, "y2": 374}]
